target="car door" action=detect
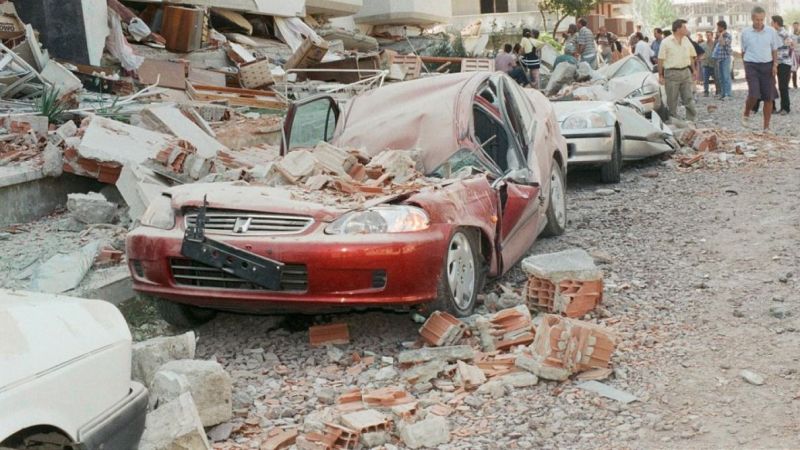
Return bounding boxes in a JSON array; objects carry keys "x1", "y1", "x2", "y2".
[
  {"x1": 492, "y1": 77, "x2": 545, "y2": 272},
  {"x1": 281, "y1": 95, "x2": 340, "y2": 154}
]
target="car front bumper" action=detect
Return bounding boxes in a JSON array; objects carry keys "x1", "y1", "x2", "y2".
[
  {"x1": 561, "y1": 128, "x2": 614, "y2": 165},
  {"x1": 126, "y1": 222, "x2": 450, "y2": 313},
  {"x1": 78, "y1": 382, "x2": 147, "y2": 450}
]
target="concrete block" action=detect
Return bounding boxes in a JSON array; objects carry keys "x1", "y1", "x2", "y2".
[
  {"x1": 66, "y1": 192, "x2": 117, "y2": 224},
  {"x1": 397, "y1": 345, "x2": 474, "y2": 364},
  {"x1": 41, "y1": 143, "x2": 63, "y2": 178},
  {"x1": 523, "y1": 249, "x2": 604, "y2": 318},
  {"x1": 131, "y1": 331, "x2": 196, "y2": 387},
  {"x1": 154, "y1": 359, "x2": 233, "y2": 427},
  {"x1": 399, "y1": 414, "x2": 450, "y2": 449},
  {"x1": 139, "y1": 392, "x2": 211, "y2": 450}
]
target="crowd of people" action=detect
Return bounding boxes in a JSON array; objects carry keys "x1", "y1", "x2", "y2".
[{"x1": 492, "y1": 7, "x2": 800, "y2": 132}]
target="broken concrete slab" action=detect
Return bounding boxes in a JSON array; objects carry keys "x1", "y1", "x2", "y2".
[
  {"x1": 399, "y1": 414, "x2": 450, "y2": 449},
  {"x1": 139, "y1": 392, "x2": 211, "y2": 450},
  {"x1": 153, "y1": 359, "x2": 233, "y2": 427},
  {"x1": 402, "y1": 359, "x2": 446, "y2": 385},
  {"x1": 140, "y1": 105, "x2": 227, "y2": 160},
  {"x1": 397, "y1": 345, "x2": 474, "y2": 364},
  {"x1": 453, "y1": 360, "x2": 486, "y2": 390},
  {"x1": 41, "y1": 142, "x2": 62, "y2": 178},
  {"x1": 67, "y1": 192, "x2": 117, "y2": 224},
  {"x1": 523, "y1": 249, "x2": 604, "y2": 318},
  {"x1": 576, "y1": 381, "x2": 638, "y2": 403},
  {"x1": 29, "y1": 240, "x2": 103, "y2": 294},
  {"x1": 131, "y1": 331, "x2": 196, "y2": 387},
  {"x1": 115, "y1": 165, "x2": 169, "y2": 222}
]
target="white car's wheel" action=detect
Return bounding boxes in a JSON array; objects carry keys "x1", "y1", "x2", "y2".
[{"x1": 600, "y1": 126, "x2": 622, "y2": 184}]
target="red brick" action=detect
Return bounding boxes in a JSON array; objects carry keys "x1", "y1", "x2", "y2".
[
  {"x1": 419, "y1": 311, "x2": 466, "y2": 346},
  {"x1": 309, "y1": 323, "x2": 350, "y2": 347}
]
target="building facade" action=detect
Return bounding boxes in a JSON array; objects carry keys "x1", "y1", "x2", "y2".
[{"x1": 673, "y1": 0, "x2": 781, "y2": 32}]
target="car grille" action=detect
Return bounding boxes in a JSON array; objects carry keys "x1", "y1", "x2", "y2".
[
  {"x1": 170, "y1": 258, "x2": 308, "y2": 292},
  {"x1": 184, "y1": 211, "x2": 313, "y2": 235}
]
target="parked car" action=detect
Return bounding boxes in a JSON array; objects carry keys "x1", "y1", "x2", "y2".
[
  {"x1": 552, "y1": 99, "x2": 679, "y2": 183},
  {"x1": 597, "y1": 55, "x2": 666, "y2": 117},
  {"x1": 0, "y1": 289, "x2": 147, "y2": 450},
  {"x1": 127, "y1": 72, "x2": 569, "y2": 325}
]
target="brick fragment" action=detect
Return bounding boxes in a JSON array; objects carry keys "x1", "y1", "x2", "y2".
[
  {"x1": 362, "y1": 387, "x2": 414, "y2": 408},
  {"x1": 309, "y1": 323, "x2": 350, "y2": 347},
  {"x1": 516, "y1": 314, "x2": 617, "y2": 381},
  {"x1": 522, "y1": 249, "x2": 603, "y2": 318},
  {"x1": 340, "y1": 409, "x2": 392, "y2": 434},
  {"x1": 419, "y1": 311, "x2": 467, "y2": 346},
  {"x1": 475, "y1": 305, "x2": 535, "y2": 352},
  {"x1": 95, "y1": 247, "x2": 124, "y2": 267},
  {"x1": 262, "y1": 427, "x2": 298, "y2": 450}
]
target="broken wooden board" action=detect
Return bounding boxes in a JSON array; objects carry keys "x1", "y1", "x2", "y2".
[
  {"x1": 139, "y1": 58, "x2": 188, "y2": 90},
  {"x1": 186, "y1": 81, "x2": 287, "y2": 110}
]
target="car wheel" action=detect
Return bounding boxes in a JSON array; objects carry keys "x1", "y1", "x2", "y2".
[
  {"x1": 433, "y1": 229, "x2": 483, "y2": 317},
  {"x1": 153, "y1": 297, "x2": 217, "y2": 328},
  {"x1": 600, "y1": 127, "x2": 622, "y2": 184},
  {"x1": 541, "y1": 159, "x2": 567, "y2": 237}
]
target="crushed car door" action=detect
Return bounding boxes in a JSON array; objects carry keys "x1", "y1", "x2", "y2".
[
  {"x1": 281, "y1": 95, "x2": 340, "y2": 154},
  {"x1": 474, "y1": 80, "x2": 542, "y2": 273},
  {"x1": 615, "y1": 103, "x2": 678, "y2": 158}
]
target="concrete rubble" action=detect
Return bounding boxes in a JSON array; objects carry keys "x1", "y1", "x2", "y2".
[
  {"x1": 150, "y1": 359, "x2": 233, "y2": 427},
  {"x1": 138, "y1": 392, "x2": 211, "y2": 450},
  {"x1": 522, "y1": 249, "x2": 604, "y2": 318},
  {"x1": 131, "y1": 331, "x2": 197, "y2": 387}
]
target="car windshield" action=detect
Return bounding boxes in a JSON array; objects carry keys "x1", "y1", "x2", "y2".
[{"x1": 600, "y1": 57, "x2": 649, "y2": 79}]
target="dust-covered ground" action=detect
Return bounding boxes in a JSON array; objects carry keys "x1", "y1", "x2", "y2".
[{"x1": 116, "y1": 81, "x2": 800, "y2": 449}]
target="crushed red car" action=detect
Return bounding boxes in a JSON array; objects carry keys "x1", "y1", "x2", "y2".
[{"x1": 126, "y1": 72, "x2": 569, "y2": 326}]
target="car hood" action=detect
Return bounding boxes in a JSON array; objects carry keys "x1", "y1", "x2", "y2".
[
  {"x1": 552, "y1": 100, "x2": 615, "y2": 121},
  {"x1": 166, "y1": 182, "x2": 421, "y2": 221},
  {"x1": 0, "y1": 290, "x2": 131, "y2": 390}
]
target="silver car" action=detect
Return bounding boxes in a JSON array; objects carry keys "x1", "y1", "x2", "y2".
[{"x1": 553, "y1": 100, "x2": 679, "y2": 183}]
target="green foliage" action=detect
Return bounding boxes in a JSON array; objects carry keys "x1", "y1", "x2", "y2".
[
  {"x1": 649, "y1": 0, "x2": 677, "y2": 29},
  {"x1": 784, "y1": 9, "x2": 800, "y2": 26},
  {"x1": 35, "y1": 85, "x2": 68, "y2": 124},
  {"x1": 539, "y1": 0, "x2": 602, "y2": 35},
  {"x1": 539, "y1": 32, "x2": 563, "y2": 52},
  {"x1": 452, "y1": 33, "x2": 468, "y2": 57}
]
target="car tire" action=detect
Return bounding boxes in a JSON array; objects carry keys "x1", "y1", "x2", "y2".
[
  {"x1": 600, "y1": 127, "x2": 622, "y2": 184},
  {"x1": 432, "y1": 229, "x2": 484, "y2": 317},
  {"x1": 153, "y1": 298, "x2": 217, "y2": 328},
  {"x1": 541, "y1": 159, "x2": 567, "y2": 237}
]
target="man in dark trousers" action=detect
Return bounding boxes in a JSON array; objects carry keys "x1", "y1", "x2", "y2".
[
  {"x1": 741, "y1": 6, "x2": 782, "y2": 131},
  {"x1": 772, "y1": 15, "x2": 794, "y2": 114}
]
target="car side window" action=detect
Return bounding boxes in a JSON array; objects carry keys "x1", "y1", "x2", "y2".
[
  {"x1": 287, "y1": 97, "x2": 338, "y2": 150},
  {"x1": 473, "y1": 105, "x2": 522, "y2": 174},
  {"x1": 506, "y1": 81, "x2": 538, "y2": 147}
]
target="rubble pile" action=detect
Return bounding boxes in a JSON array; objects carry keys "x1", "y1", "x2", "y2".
[{"x1": 672, "y1": 126, "x2": 795, "y2": 170}]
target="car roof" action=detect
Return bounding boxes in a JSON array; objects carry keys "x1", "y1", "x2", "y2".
[
  {"x1": 333, "y1": 71, "x2": 494, "y2": 173},
  {"x1": 0, "y1": 290, "x2": 130, "y2": 389}
]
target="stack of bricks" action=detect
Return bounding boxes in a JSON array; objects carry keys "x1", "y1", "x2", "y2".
[
  {"x1": 522, "y1": 248, "x2": 603, "y2": 318},
  {"x1": 418, "y1": 311, "x2": 467, "y2": 346},
  {"x1": 474, "y1": 305, "x2": 535, "y2": 352},
  {"x1": 516, "y1": 314, "x2": 617, "y2": 381}
]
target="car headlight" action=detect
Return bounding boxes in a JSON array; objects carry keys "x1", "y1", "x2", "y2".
[
  {"x1": 326, "y1": 206, "x2": 429, "y2": 234},
  {"x1": 629, "y1": 86, "x2": 659, "y2": 97},
  {"x1": 139, "y1": 195, "x2": 175, "y2": 229},
  {"x1": 561, "y1": 111, "x2": 615, "y2": 130}
]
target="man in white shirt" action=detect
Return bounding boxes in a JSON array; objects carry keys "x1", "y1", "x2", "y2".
[{"x1": 633, "y1": 32, "x2": 654, "y2": 70}]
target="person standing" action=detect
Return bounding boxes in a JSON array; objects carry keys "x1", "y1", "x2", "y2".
[
  {"x1": 628, "y1": 24, "x2": 643, "y2": 48},
  {"x1": 701, "y1": 31, "x2": 718, "y2": 96},
  {"x1": 575, "y1": 18, "x2": 598, "y2": 69},
  {"x1": 633, "y1": 32, "x2": 654, "y2": 70},
  {"x1": 772, "y1": 15, "x2": 793, "y2": 114},
  {"x1": 651, "y1": 28, "x2": 664, "y2": 67},
  {"x1": 741, "y1": 6, "x2": 782, "y2": 131},
  {"x1": 520, "y1": 29, "x2": 544, "y2": 88},
  {"x1": 792, "y1": 22, "x2": 800, "y2": 89},
  {"x1": 658, "y1": 19, "x2": 697, "y2": 122},
  {"x1": 596, "y1": 26, "x2": 617, "y2": 64},
  {"x1": 712, "y1": 20, "x2": 733, "y2": 99}
]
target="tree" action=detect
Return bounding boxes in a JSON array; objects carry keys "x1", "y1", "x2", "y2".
[
  {"x1": 785, "y1": 9, "x2": 800, "y2": 26},
  {"x1": 538, "y1": 0, "x2": 603, "y2": 36},
  {"x1": 648, "y1": 0, "x2": 677, "y2": 29}
]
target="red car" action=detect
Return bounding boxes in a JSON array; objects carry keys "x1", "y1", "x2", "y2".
[{"x1": 126, "y1": 72, "x2": 569, "y2": 326}]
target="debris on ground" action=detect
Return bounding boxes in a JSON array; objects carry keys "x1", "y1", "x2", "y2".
[{"x1": 522, "y1": 248, "x2": 604, "y2": 318}]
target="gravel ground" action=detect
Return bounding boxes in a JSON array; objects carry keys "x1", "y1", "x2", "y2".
[{"x1": 5, "y1": 78, "x2": 799, "y2": 449}]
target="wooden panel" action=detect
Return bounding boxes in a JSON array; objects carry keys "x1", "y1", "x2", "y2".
[
  {"x1": 461, "y1": 58, "x2": 495, "y2": 73},
  {"x1": 139, "y1": 59, "x2": 188, "y2": 90},
  {"x1": 186, "y1": 82, "x2": 287, "y2": 110},
  {"x1": 161, "y1": 5, "x2": 204, "y2": 53}
]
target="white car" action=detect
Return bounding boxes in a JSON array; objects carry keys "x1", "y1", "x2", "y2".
[
  {"x1": 553, "y1": 100, "x2": 679, "y2": 183},
  {"x1": 0, "y1": 290, "x2": 147, "y2": 450}
]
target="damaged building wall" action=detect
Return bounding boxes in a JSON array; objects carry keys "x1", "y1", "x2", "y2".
[
  {"x1": 355, "y1": 0, "x2": 452, "y2": 25},
  {"x1": 129, "y1": 0, "x2": 306, "y2": 17},
  {"x1": 15, "y1": 0, "x2": 109, "y2": 66}
]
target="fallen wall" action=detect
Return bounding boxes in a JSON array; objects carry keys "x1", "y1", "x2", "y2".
[{"x1": 0, "y1": 169, "x2": 101, "y2": 227}]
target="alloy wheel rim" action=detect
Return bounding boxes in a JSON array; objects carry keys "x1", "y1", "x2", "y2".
[{"x1": 447, "y1": 233, "x2": 475, "y2": 310}]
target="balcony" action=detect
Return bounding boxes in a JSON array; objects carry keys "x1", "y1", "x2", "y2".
[
  {"x1": 306, "y1": 0, "x2": 363, "y2": 17},
  {"x1": 355, "y1": 0, "x2": 452, "y2": 25}
]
